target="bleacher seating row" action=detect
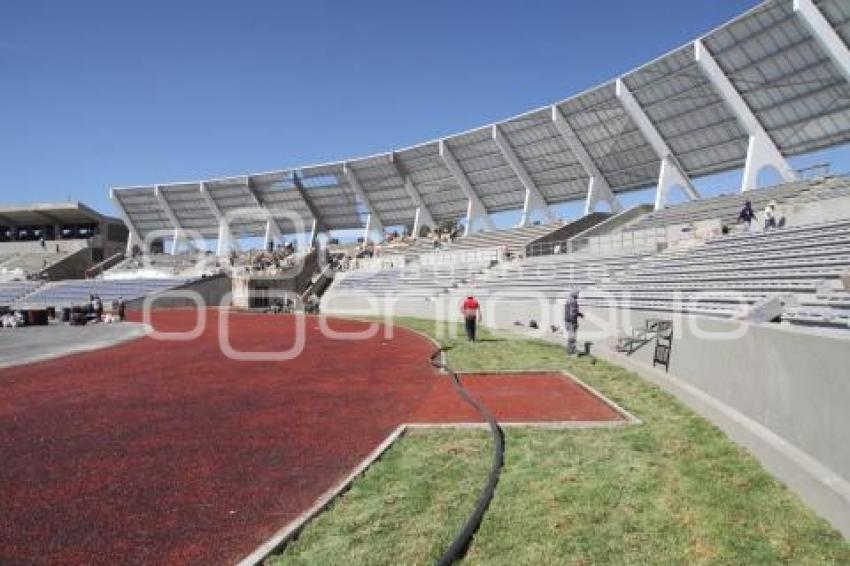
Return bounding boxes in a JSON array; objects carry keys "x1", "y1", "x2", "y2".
[
  {"x1": 586, "y1": 221, "x2": 850, "y2": 317},
  {"x1": 109, "y1": 252, "x2": 220, "y2": 277},
  {"x1": 0, "y1": 282, "x2": 43, "y2": 305},
  {"x1": 333, "y1": 263, "x2": 492, "y2": 298},
  {"x1": 623, "y1": 177, "x2": 847, "y2": 232},
  {"x1": 17, "y1": 278, "x2": 195, "y2": 307},
  {"x1": 0, "y1": 251, "x2": 74, "y2": 280},
  {"x1": 331, "y1": 216, "x2": 850, "y2": 330},
  {"x1": 786, "y1": 177, "x2": 850, "y2": 204},
  {"x1": 449, "y1": 250, "x2": 649, "y2": 299},
  {"x1": 782, "y1": 290, "x2": 850, "y2": 329},
  {"x1": 628, "y1": 181, "x2": 810, "y2": 230},
  {"x1": 409, "y1": 222, "x2": 561, "y2": 256}
]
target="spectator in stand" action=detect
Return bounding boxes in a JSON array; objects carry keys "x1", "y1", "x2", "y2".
[
  {"x1": 565, "y1": 290, "x2": 584, "y2": 355},
  {"x1": 460, "y1": 295, "x2": 482, "y2": 342},
  {"x1": 737, "y1": 200, "x2": 756, "y2": 228},
  {"x1": 764, "y1": 200, "x2": 778, "y2": 230}
]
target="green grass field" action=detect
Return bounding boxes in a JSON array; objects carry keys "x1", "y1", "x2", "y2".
[{"x1": 269, "y1": 318, "x2": 850, "y2": 565}]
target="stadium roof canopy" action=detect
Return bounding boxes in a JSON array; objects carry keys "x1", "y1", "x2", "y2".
[
  {"x1": 0, "y1": 202, "x2": 120, "y2": 227},
  {"x1": 112, "y1": 0, "x2": 850, "y2": 242}
]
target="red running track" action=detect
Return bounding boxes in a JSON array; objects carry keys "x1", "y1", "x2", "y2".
[
  {"x1": 0, "y1": 310, "x2": 620, "y2": 565},
  {"x1": 411, "y1": 373, "x2": 623, "y2": 424}
]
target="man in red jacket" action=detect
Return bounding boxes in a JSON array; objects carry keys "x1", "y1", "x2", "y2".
[{"x1": 460, "y1": 295, "x2": 482, "y2": 342}]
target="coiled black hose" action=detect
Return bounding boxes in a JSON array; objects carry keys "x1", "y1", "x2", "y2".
[{"x1": 429, "y1": 348, "x2": 504, "y2": 566}]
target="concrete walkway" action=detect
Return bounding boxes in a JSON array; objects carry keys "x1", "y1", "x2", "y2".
[{"x1": 0, "y1": 322, "x2": 147, "y2": 368}]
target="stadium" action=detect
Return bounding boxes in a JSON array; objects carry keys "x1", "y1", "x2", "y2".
[{"x1": 2, "y1": 0, "x2": 850, "y2": 564}]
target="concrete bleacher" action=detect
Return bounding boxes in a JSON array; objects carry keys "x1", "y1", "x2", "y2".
[
  {"x1": 444, "y1": 219, "x2": 850, "y2": 321},
  {"x1": 0, "y1": 239, "x2": 94, "y2": 275},
  {"x1": 782, "y1": 290, "x2": 850, "y2": 329},
  {"x1": 786, "y1": 176, "x2": 850, "y2": 204},
  {"x1": 331, "y1": 262, "x2": 492, "y2": 299},
  {"x1": 108, "y1": 252, "x2": 220, "y2": 279},
  {"x1": 0, "y1": 250, "x2": 80, "y2": 282},
  {"x1": 16, "y1": 278, "x2": 196, "y2": 308},
  {"x1": 586, "y1": 221, "x2": 850, "y2": 318},
  {"x1": 624, "y1": 179, "x2": 815, "y2": 232},
  {"x1": 450, "y1": 250, "x2": 650, "y2": 300},
  {"x1": 0, "y1": 282, "x2": 43, "y2": 305},
  {"x1": 409, "y1": 222, "x2": 562, "y2": 256},
  {"x1": 323, "y1": 177, "x2": 850, "y2": 329},
  {"x1": 1, "y1": 252, "x2": 71, "y2": 274}
]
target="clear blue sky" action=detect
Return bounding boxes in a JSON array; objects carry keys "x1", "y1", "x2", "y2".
[{"x1": 1, "y1": 0, "x2": 848, "y2": 225}]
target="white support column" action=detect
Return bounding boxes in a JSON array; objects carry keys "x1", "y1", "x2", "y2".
[
  {"x1": 491, "y1": 125, "x2": 557, "y2": 226},
  {"x1": 655, "y1": 156, "x2": 697, "y2": 211},
  {"x1": 410, "y1": 207, "x2": 425, "y2": 239},
  {"x1": 154, "y1": 185, "x2": 188, "y2": 254},
  {"x1": 362, "y1": 214, "x2": 376, "y2": 244},
  {"x1": 695, "y1": 40, "x2": 797, "y2": 192},
  {"x1": 215, "y1": 222, "x2": 231, "y2": 256},
  {"x1": 585, "y1": 177, "x2": 622, "y2": 216},
  {"x1": 292, "y1": 172, "x2": 327, "y2": 247},
  {"x1": 741, "y1": 134, "x2": 796, "y2": 193},
  {"x1": 244, "y1": 177, "x2": 281, "y2": 248},
  {"x1": 390, "y1": 153, "x2": 437, "y2": 238},
  {"x1": 308, "y1": 218, "x2": 319, "y2": 248},
  {"x1": 343, "y1": 163, "x2": 385, "y2": 243},
  {"x1": 406, "y1": 177, "x2": 436, "y2": 237},
  {"x1": 125, "y1": 231, "x2": 139, "y2": 256},
  {"x1": 438, "y1": 139, "x2": 496, "y2": 235},
  {"x1": 616, "y1": 78, "x2": 699, "y2": 210},
  {"x1": 794, "y1": 0, "x2": 850, "y2": 83},
  {"x1": 110, "y1": 188, "x2": 145, "y2": 255},
  {"x1": 200, "y1": 182, "x2": 232, "y2": 256},
  {"x1": 551, "y1": 106, "x2": 623, "y2": 215},
  {"x1": 263, "y1": 219, "x2": 275, "y2": 249}
]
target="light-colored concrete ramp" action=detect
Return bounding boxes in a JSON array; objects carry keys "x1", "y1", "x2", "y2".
[{"x1": 0, "y1": 322, "x2": 147, "y2": 368}]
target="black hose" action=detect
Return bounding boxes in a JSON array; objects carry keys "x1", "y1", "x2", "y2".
[{"x1": 429, "y1": 348, "x2": 504, "y2": 566}]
